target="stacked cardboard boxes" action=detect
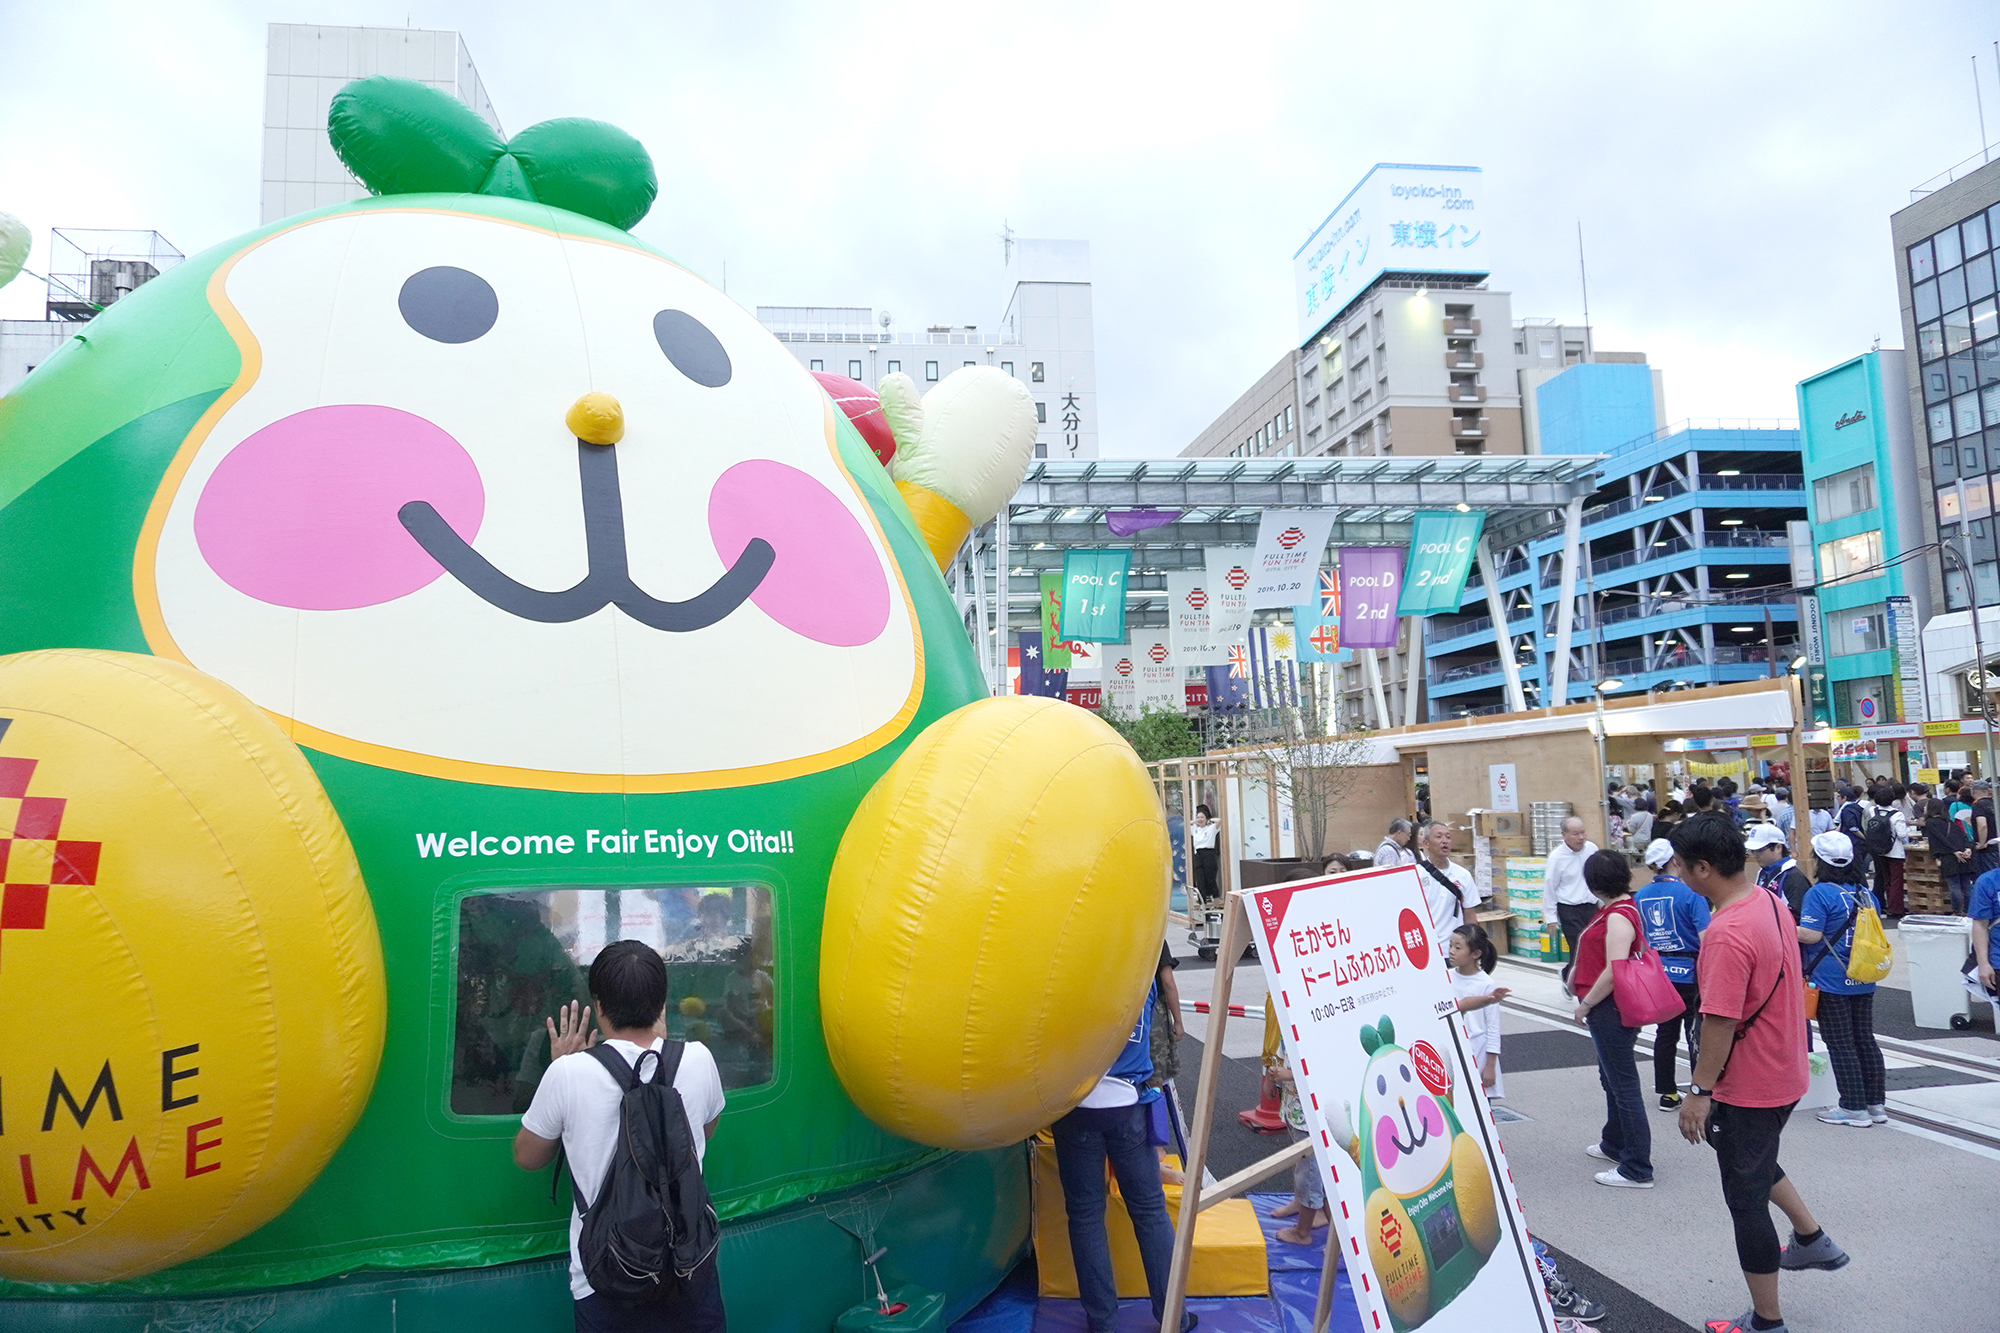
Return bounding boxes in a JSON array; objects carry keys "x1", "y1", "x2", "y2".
[{"x1": 1503, "y1": 856, "x2": 1549, "y2": 959}]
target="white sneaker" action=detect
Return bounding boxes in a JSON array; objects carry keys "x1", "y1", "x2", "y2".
[
  {"x1": 1816, "y1": 1106, "x2": 1872, "y2": 1127},
  {"x1": 1593, "y1": 1167, "x2": 1654, "y2": 1188},
  {"x1": 1584, "y1": 1142, "x2": 1613, "y2": 1161},
  {"x1": 1866, "y1": 1104, "x2": 1889, "y2": 1124}
]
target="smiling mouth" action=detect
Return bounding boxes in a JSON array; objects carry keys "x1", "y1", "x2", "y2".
[
  {"x1": 1389, "y1": 1098, "x2": 1431, "y2": 1156},
  {"x1": 398, "y1": 437, "x2": 774, "y2": 631}
]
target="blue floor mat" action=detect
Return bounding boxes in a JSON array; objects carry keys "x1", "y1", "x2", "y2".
[
  {"x1": 1245, "y1": 1192, "x2": 1337, "y2": 1272},
  {"x1": 1270, "y1": 1268, "x2": 1361, "y2": 1333},
  {"x1": 950, "y1": 1192, "x2": 1363, "y2": 1333},
  {"x1": 1030, "y1": 1296, "x2": 1283, "y2": 1331},
  {"x1": 950, "y1": 1260, "x2": 1040, "y2": 1333}
]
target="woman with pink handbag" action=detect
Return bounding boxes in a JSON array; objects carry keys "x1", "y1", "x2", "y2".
[{"x1": 1570, "y1": 849, "x2": 1661, "y2": 1188}]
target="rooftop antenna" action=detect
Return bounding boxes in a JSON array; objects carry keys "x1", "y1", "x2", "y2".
[
  {"x1": 1978, "y1": 55, "x2": 1990, "y2": 164},
  {"x1": 1000, "y1": 220, "x2": 1015, "y2": 265},
  {"x1": 1576, "y1": 220, "x2": 1593, "y2": 363}
]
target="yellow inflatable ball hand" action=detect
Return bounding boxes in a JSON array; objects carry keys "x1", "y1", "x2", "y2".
[
  {"x1": 0, "y1": 649, "x2": 385, "y2": 1283},
  {"x1": 822, "y1": 696, "x2": 1169, "y2": 1149},
  {"x1": 879, "y1": 366, "x2": 1039, "y2": 570}
]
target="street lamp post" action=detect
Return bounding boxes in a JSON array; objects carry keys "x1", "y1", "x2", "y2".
[{"x1": 1593, "y1": 677, "x2": 1623, "y2": 846}]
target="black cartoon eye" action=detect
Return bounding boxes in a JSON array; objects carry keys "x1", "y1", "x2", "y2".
[
  {"x1": 654, "y1": 310, "x2": 732, "y2": 387},
  {"x1": 399, "y1": 267, "x2": 499, "y2": 344},
  {"x1": 1400, "y1": 1065, "x2": 1411, "y2": 1082},
  {"x1": 1376, "y1": 1074, "x2": 1387, "y2": 1095}
]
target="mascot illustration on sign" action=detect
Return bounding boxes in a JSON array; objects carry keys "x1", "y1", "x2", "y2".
[
  {"x1": 0, "y1": 76, "x2": 1168, "y2": 1331},
  {"x1": 1354, "y1": 1015, "x2": 1500, "y2": 1331}
]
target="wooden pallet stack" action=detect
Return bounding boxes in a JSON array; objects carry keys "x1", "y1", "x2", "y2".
[{"x1": 1903, "y1": 847, "x2": 1951, "y2": 914}]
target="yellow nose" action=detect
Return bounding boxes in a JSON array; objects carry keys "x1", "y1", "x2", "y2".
[{"x1": 566, "y1": 392, "x2": 625, "y2": 445}]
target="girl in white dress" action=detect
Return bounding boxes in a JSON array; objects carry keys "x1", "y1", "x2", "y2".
[{"x1": 1449, "y1": 923, "x2": 1508, "y2": 1098}]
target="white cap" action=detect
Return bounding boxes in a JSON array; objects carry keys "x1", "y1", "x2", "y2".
[
  {"x1": 1744, "y1": 823, "x2": 1789, "y2": 852},
  {"x1": 1643, "y1": 838, "x2": 1676, "y2": 868},
  {"x1": 1811, "y1": 830, "x2": 1856, "y2": 867}
]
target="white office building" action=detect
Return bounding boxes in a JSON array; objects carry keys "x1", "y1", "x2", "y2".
[
  {"x1": 758, "y1": 239, "x2": 1099, "y2": 460},
  {"x1": 261, "y1": 23, "x2": 502, "y2": 225}
]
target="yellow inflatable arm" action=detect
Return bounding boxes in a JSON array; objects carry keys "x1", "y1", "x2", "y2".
[
  {"x1": 821, "y1": 696, "x2": 1170, "y2": 1149},
  {"x1": 880, "y1": 367, "x2": 1039, "y2": 570},
  {"x1": 0, "y1": 650, "x2": 385, "y2": 1283}
]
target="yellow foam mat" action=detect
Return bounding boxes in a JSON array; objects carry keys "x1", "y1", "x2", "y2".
[{"x1": 1032, "y1": 1133, "x2": 1269, "y2": 1298}]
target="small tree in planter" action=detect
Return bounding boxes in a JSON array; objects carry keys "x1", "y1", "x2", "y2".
[{"x1": 1239, "y1": 664, "x2": 1375, "y2": 865}]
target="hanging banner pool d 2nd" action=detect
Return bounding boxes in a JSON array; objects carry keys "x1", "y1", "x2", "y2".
[
  {"x1": 1244, "y1": 865, "x2": 1551, "y2": 1333},
  {"x1": 1339, "y1": 547, "x2": 1403, "y2": 649},
  {"x1": 1058, "y1": 548, "x2": 1132, "y2": 643},
  {"x1": 1396, "y1": 510, "x2": 1487, "y2": 616}
]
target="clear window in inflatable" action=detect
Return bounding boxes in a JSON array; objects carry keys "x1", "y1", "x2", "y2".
[{"x1": 451, "y1": 885, "x2": 776, "y2": 1115}]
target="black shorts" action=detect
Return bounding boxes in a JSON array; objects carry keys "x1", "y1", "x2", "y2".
[
  {"x1": 1704, "y1": 1099, "x2": 1794, "y2": 1211},
  {"x1": 574, "y1": 1252, "x2": 726, "y2": 1333}
]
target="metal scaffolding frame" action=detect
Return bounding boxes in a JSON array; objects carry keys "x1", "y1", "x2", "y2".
[{"x1": 946, "y1": 455, "x2": 1605, "y2": 698}]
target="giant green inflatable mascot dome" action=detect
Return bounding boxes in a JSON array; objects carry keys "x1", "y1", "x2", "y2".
[{"x1": 0, "y1": 78, "x2": 1169, "y2": 1331}]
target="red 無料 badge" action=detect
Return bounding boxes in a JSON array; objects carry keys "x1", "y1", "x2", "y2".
[{"x1": 1396, "y1": 907, "x2": 1430, "y2": 969}]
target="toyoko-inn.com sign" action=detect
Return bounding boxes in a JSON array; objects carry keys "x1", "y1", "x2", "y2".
[{"x1": 1294, "y1": 164, "x2": 1489, "y2": 342}]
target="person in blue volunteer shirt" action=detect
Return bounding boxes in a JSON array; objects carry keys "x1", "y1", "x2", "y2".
[
  {"x1": 1967, "y1": 865, "x2": 2000, "y2": 1012},
  {"x1": 1636, "y1": 838, "x2": 1710, "y2": 1110},
  {"x1": 1749, "y1": 823, "x2": 1811, "y2": 921},
  {"x1": 1050, "y1": 965, "x2": 1197, "y2": 1333},
  {"x1": 1797, "y1": 832, "x2": 1887, "y2": 1129}
]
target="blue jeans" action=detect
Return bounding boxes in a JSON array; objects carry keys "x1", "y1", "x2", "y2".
[
  {"x1": 1053, "y1": 1102, "x2": 1182, "y2": 1332},
  {"x1": 1587, "y1": 995, "x2": 1653, "y2": 1182}
]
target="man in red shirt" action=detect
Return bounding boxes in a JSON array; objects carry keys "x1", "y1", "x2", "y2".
[{"x1": 1667, "y1": 817, "x2": 1848, "y2": 1333}]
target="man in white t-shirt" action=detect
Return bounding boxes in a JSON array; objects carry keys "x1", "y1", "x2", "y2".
[
  {"x1": 1545, "y1": 816, "x2": 1600, "y2": 968},
  {"x1": 515, "y1": 941, "x2": 728, "y2": 1332},
  {"x1": 1414, "y1": 818, "x2": 1485, "y2": 944}
]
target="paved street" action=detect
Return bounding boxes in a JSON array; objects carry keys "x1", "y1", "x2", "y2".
[{"x1": 1167, "y1": 924, "x2": 2000, "y2": 1333}]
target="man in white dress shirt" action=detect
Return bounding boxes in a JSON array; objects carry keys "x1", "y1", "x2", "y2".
[{"x1": 1546, "y1": 816, "x2": 1600, "y2": 977}]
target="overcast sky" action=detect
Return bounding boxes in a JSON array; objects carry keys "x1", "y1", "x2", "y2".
[{"x1": 5, "y1": 2, "x2": 1997, "y2": 456}]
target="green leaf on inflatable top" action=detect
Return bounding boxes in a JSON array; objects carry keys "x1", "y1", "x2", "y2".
[
  {"x1": 329, "y1": 76, "x2": 506, "y2": 197},
  {"x1": 0, "y1": 211, "x2": 29, "y2": 291},
  {"x1": 507, "y1": 118, "x2": 657, "y2": 233},
  {"x1": 327, "y1": 76, "x2": 657, "y2": 232}
]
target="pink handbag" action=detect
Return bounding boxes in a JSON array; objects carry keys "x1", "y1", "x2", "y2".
[{"x1": 1611, "y1": 941, "x2": 1688, "y2": 1027}]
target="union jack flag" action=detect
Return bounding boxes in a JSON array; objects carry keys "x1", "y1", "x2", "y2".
[
  {"x1": 1320, "y1": 569, "x2": 1340, "y2": 618},
  {"x1": 1228, "y1": 644, "x2": 1249, "y2": 678}
]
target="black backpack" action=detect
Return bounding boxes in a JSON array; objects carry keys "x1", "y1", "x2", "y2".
[
  {"x1": 1940, "y1": 815, "x2": 1972, "y2": 854},
  {"x1": 562, "y1": 1042, "x2": 718, "y2": 1302},
  {"x1": 1861, "y1": 808, "x2": 1895, "y2": 858}
]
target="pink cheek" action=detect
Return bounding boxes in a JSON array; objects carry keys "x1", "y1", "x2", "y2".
[
  {"x1": 708, "y1": 460, "x2": 889, "y2": 647},
  {"x1": 193, "y1": 405, "x2": 482, "y2": 610},
  {"x1": 1417, "y1": 1096, "x2": 1445, "y2": 1138},
  {"x1": 1373, "y1": 1116, "x2": 1400, "y2": 1170}
]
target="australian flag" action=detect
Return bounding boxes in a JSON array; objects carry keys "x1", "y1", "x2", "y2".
[{"x1": 1017, "y1": 631, "x2": 1068, "y2": 698}]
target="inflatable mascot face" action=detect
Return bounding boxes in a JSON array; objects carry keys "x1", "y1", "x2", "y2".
[
  {"x1": 0, "y1": 78, "x2": 1168, "y2": 1327},
  {"x1": 1355, "y1": 1016, "x2": 1500, "y2": 1331},
  {"x1": 147, "y1": 208, "x2": 919, "y2": 785}
]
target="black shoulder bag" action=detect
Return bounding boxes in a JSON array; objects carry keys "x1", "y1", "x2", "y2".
[{"x1": 1418, "y1": 856, "x2": 1464, "y2": 908}]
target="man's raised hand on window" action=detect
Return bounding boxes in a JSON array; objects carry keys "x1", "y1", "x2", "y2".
[{"x1": 547, "y1": 999, "x2": 599, "y2": 1059}]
